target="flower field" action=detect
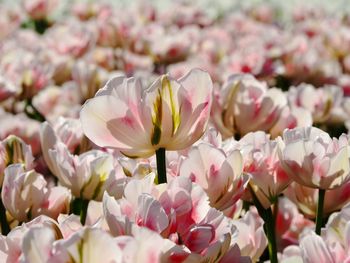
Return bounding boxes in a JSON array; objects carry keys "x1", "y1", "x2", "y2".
[{"x1": 1, "y1": 0, "x2": 350, "y2": 262}]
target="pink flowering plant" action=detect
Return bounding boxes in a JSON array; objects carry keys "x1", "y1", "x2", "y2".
[{"x1": 2, "y1": 1, "x2": 350, "y2": 262}]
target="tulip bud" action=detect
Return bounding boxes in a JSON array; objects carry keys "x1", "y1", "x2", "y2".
[{"x1": 0, "y1": 135, "x2": 34, "y2": 187}]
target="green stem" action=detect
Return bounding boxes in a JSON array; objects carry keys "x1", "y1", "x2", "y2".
[
  {"x1": 0, "y1": 197, "x2": 10, "y2": 235},
  {"x1": 33, "y1": 19, "x2": 50, "y2": 34},
  {"x1": 80, "y1": 199, "x2": 89, "y2": 226},
  {"x1": 242, "y1": 200, "x2": 251, "y2": 212},
  {"x1": 24, "y1": 99, "x2": 46, "y2": 122},
  {"x1": 248, "y1": 184, "x2": 266, "y2": 220},
  {"x1": 315, "y1": 188, "x2": 326, "y2": 235},
  {"x1": 248, "y1": 185, "x2": 277, "y2": 263},
  {"x1": 155, "y1": 148, "x2": 167, "y2": 184},
  {"x1": 21, "y1": 18, "x2": 50, "y2": 34},
  {"x1": 71, "y1": 198, "x2": 81, "y2": 216},
  {"x1": 273, "y1": 198, "x2": 279, "y2": 227},
  {"x1": 71, "y1": 198, "x2": 89, "y2": 225},
  {"x1": 265, "y1": 207, "x2": 278, "y2": 263}
]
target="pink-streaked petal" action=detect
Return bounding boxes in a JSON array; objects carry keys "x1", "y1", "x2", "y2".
[
  {"x1": 184, "y1": 224, "x2": 215, "y2": 253},
  {"x1": 136, "y1": 194, "x2": 169, "y2": 233},
  {"x1": 80, "y1": 95, "x2": 150, "y2": 151}
]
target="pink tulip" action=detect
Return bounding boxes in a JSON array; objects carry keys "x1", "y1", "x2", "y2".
[
  {"x1": 0, "y1": 76, "x2": 17, "y2": 102},
  {"x1": 40, "y1": 119, "x2": 83, "y2": 157},
  {"x1": 103, "y1": 173, "x2": 164, "y2": 236},
  {"x1": 1, "y1": 164, "x2": 70, "y2": 222},
  {"x1": 0, "y1": 135, "x2": 34, "y2": 187},
  {"x1": 281, "y1": 127, "x2": 350, "y2": 189},
  {"x1": 21, "y1": 226, "x2": 57, "y2": 262},
  {"x1": 23, "y1": 0, "x2": 58, "y2": 20},
  {"x1": 0, "y1": 113, "x2": 41, "y2": 155},
  {"x1": 20, "y1": 60, "x2": 53, "y2": 99},
  {"x1": 239, "y1": 132, "x2": 291, "y2": 208},
  {"x1": 90, "y1": 47, "x2": 115, "y2": 71},
  {"x1": 32, "y1": 84, "x2": 81, "y2": 122},
  {"x1": 115, "y1": 225, "x2": 192, "y2": 263},
  {"x1": 104, "y1": 175, "x2": 240, "y2": 260},
  {"x1": 95, "y1": 17, "x2": 121, "y2": 47},
  {"x1": 288, "y1": 83, "x2": 338, "y2": 123},
  {"x1": 0, "y1": 6, "x2": 23, "y2": 40},
  {"x1": 212, "y1": 74, "x2": 287, "y2": 138},
  {"x1": 159, "y1": 3, "x2": 211, "y2": 27},
  {"x1": 45, "y1": 21, "x2": 94, "y2": 58},
  {"x1": 51, "y1": 227, "x2": 123, "y2": 263},
  {"x1": 198, "y1": 27, "x2": 232, "y2": 65},
  {"x1": 279, "y1": 245, "x2": 303, "y2": 263},
  {"x1": 285, "y1": 180, "x2": 350, "y2": 218},
  {"x1": 321, "y1": 205, "x2": 350, "y2": 260},
  {"x1": 232, "y1": 207, "x2": 267, "y2": 261},
  {"x1": 41, "y1": 120, "x2": 125, "y2": 201},
  {"x1": 80, "y1": 69, "x2": 213, "y2": 158},
  {"x1": 120, "y1": 51, "x2": 154, "y2": 76},
  {"x1": 168, "y1": 56, "x2": 218, "y2": 83},
  {"x1": 71, "y1": 2, "x2": 100, "y2": 20},
  {"x1": 269, "y1": 106, "x2": 312, "y2": 138},
  {"x1": 275, "y1": 197, "x2": 314, "y2": 249},
  {"x1": 149, "y1": 30, "x2": 192, "y2": 64},
  {"x1": 300, "y1": 232, "x2": 340, "y2": 263},
  {"x1": 0, "y1": 215, "x2": 61, "y2": 262},
  {"x1": 179, "y1": 143, "x2": 248, "y2": 217},
  {"x1": 71, "y1": 60, "x2": 112, "y2": 101},
  {"x1": 48, "y1": 145, "x2": 118, "y2": 201},
  {"x1": 278, "y1": 203, "x2": 350, "y2": 262}
]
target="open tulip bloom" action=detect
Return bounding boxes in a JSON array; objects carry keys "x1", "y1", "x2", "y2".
[
  {"x1": 281, "y1": 127, "x2": 350, "y2": 235},
  {"x1": 80, "y1": 68, "x2": 213, "y2": 183}
]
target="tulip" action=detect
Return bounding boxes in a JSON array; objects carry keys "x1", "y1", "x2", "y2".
[
  {"x1": 1, "y1": 164, "x2": 70, "y2": 223},
  {"x1": 0, "y1": 114, "x2": 41, "y2": 155},
  {"x1": 23, "y1": 0, "x2": 57, "y2": 20},
  {"x1": 269, "y1": 106, "x2": 312, "y2": 138},
  {"x1": 45, "y1": 21, "x2": 93, "y2": 58},
  {"x1": 236, "y1": 132, "x2": 290, "y2": 262},
  {"x1": 51, "y1": 227, "x2": 123, "y2": 263},
  {"x1": 48, "y1": 144, "x2": 117, "y2": 202},
  {"x1": 239, "y1": 132, "x2": 291, "y2": 208},
  {"x1": 253, "y1": 203, "x2": 350, "y2": 262},
  {"x1": 115, "y1": 226, "x2": 192, "y2": 263},
  {"x1": 281, "y1": 127, "x2": 350, "y2": 190},
  {"x1": 275, "y1": 197, "x2": 314, "y2": 250},
  {"x1": 21, "y1": 226, "x2": 57, "y2": 262},
  {"x1": 0, "y1": 135, "x2": 34, "y2": 187},
  {"x1": 287, "y1": 83, "x2": 336, "y2": 123},
  {"x1": 103, "y1": 175, "x2": 240, "y2": 260},
  {"x1": 0, "y1": 76, "x2": 17, "y2": 102},
  {"x1": 81, "y1": 68, "x2": 212, "y2": 157},
  {"x1": 232, "y1": 207, "x2": 267, "y2": 262},
  {"x1": 321, "y1": 204, "x2": 350, "y2": 260},
  {"x1": 212, "y1": 74, "x2": 287, "y2": 139},
  {"x1": 81, "y1": 69, "x2": 213, "y2": 183},
  {"x1": 279, "y1": 246, "x2": 303, "y2": 263},
  {"x1": 0, "y1": 136, "x2": 34, "y2": 234},
  {"x1": 300, "y1": 232, "x2": 340, "y2": 263},
  {"x1": 281, "y1": 126, "x2": 350, "y2": 234},
  {"x1": 179, "y1": 143, "x2": 248, "y2": 217},
  {"x1": 284, "y1": 181, "x2": 350, "y2": 218},
  {"x1": 45, "y1": 138, "x2": 124, "y2": 224},
  {"x1": 41, "y1": 122, "x2": 120, "y2": 203},
  {"x1": 40, "y1": 119, "x2": 83, "y2": 158},
  {"x1": 71, "y1": 60, "x2": 110, "y2": 102},
  {"x1": 0, "y1": 215, "x2": 61, "y2": 261}
]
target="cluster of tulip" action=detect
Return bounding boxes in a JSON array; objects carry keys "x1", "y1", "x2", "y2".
[{"x1": 1, "y1": 0, "x2": 350, "y2": 262}]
